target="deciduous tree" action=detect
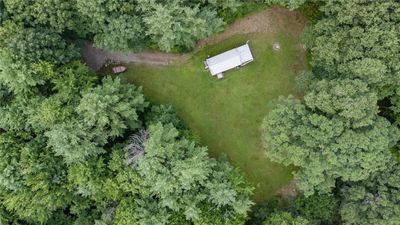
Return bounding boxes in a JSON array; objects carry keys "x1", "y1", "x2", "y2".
[
  {"x1": 303, "y1": 0, "x2": 400, "y2": 97},
  {"x1": 263, "y1": 211, "x2": 309, "y2": 225},
  {"x1": 4, "y1": 0, "x2": 77, "y2": 32},
  {"x1": 262, "y1": 79, "x2": 398, "y2": 195},
  {"x1": 339, "y1": 162, "x2": 400, "y2": 225}
]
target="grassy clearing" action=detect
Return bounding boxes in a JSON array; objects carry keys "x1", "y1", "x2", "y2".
[{"x1": 121, "y1": 32, "x2": 305, "y2": 202}]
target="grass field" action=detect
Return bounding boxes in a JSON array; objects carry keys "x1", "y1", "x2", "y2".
[{"x1": 121, "y1": 32, "x2": 305, "y2": 202}]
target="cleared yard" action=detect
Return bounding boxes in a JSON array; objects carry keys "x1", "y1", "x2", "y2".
[{"x1": 120, "y1": 29, "x2": 306, "y2": 202}]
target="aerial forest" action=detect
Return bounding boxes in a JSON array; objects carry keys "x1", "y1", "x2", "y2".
[{"x1": 0, "y1": 0, "x2": 399, "y2": 225}]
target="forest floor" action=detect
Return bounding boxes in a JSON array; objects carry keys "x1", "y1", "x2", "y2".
[{"x1": 94, "y1": 7, "x2": 308, "y2": 203}]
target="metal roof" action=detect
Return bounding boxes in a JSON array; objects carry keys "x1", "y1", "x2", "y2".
[{"x1": 205, "y1": 44, "x2": 253, "y2": 76}]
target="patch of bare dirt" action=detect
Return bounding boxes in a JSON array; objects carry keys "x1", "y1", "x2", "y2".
[
  {"x1": 276, "y1": 179, "x2": 298, "y2": 199},
  {"x1": 82, "y1": 6, "x2": 308, "y2": 70}
]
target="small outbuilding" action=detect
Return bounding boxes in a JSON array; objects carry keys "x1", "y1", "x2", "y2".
[{"x1": 204, "y1": 43, "x2": 254, "y2": 78}]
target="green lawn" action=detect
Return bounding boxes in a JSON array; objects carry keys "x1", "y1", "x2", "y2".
[{"x1": 121, "y1": 32, "x2": 305, "y2": 202}]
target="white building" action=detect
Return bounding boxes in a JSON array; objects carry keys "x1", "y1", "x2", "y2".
[{"x1": 204, "y1": 43, "x2": 254, "y2": 79}]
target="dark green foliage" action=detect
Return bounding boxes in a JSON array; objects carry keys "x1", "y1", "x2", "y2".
[
  {"x1": 1, "y1": 0, "x2": 246, "y2": 53},
  {"x1": 303, "y1": 0, "x2": 400, "y2": 97},
  {"x1": 0, "y1": 22, "x2": 79, "y2": 94},
  {"x1": 51, "y1": 61, "x2": 97, "y2": 100},
  {"x1": 145, "y1": 104, "x2": 184, "y2": 128},
  {"x1": 246, "y1": 195, "x2": 296, "y2": 225},
  {"x1": 76, "y1": 0, "x2": 147, "y2": 51},
  {"x1": 93, "y1": 14, "x2": 145, "y2": 51},
  {"x1": 0, "y1": 55, "x2": 252, "y2": 225},
  {"x1": 0, "y1": 22, "x2": 79, "y2": 64},
  {"x1": 262, "y1": 85, "x2": 398, "y2": 195},
  {"x1": 263, "y1": 211, "x2": 309, "y2": 225},
  {"x1": 339, "y1": 163, "x2": 400, "y2": 225},
  {"x1": 261, "y1": 1, "x2": 400, "y2": 225},
  {"x1": 304, "y1": 78, "x2": 379, "y2": 128},
  {"x1": 77, "y1": 76, "x2": 147, "y2": 139},
  {"x1": 265, "y1": 0, "x2": 307, "y2": 10},
  {"x1": 0, "y1": 134, "x2": 72, "y2": 223},
  {"x1": 3, "y1": 0, "x2": 77, "y2": 32},
  {"x1": 138, "y1": 0, "x2": 224, "y2": 52},
  {"x1": 45, "y1": 120, "x2": 107, "y2": 164},
  {"x1": 295, "y1": 194, "x2": 339, "y2": 225},
  {"x1": 113, "y1": 123, "x2": 253, "y2": 225},
  {"x1": 0, "y1": 0, "x2": 8, "y2": 24},
  {"x1": 74, "y1": 0, "x2": 240, "y2": 52}
]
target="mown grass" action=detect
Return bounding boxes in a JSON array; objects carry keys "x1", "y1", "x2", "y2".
[{"x1": 121, "y1": 32, "x2": 305, "y2": 202}]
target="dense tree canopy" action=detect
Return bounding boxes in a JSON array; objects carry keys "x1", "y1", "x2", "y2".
[
  {"x1": 303, "y1": 0, "x2": 400, "y2": 97},
  {"x1": 0, "y1": 22, "x2": 253, "y2": 222},
  {"x1": 1, "y1": 0, "x2": 400, "y2": 224},
  {"x1": 0, "y1": 134, "x2": 72, "y2": 223},
  {"x1": 0, "y1": 22, "x2": 79, "y2": 93},
  {"x1": 339, "y1": 162, "x2": 400, "y2": 225},
  {"x1": 263, "y1": 92, "x2": 398, "y2": 195},
  {"x1": 111, "y1": 123, "x2": 253, "y2": 225},
  {"x1": 138, "y1": 0, "x2": 224, "y2": 52},
  {"x1": 77, "y1": 76, "x2": 147, "y2": 139},
  {"x1": 260, "y1": 1, "x2": 400, "y2": 224},
  {"x1": 3, "y1": 0, "x2": 77, "y2": 32},
  {"x1": 294, "y1": 193, "x2": 339, "y2": 225},
  {"x1": 263, "y1": 211, "x2": 309, "y2": 225}
]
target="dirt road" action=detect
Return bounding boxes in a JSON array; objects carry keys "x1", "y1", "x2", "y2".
[{"x1": 82, "y1": 7, "x2": 307, "y2": 70}]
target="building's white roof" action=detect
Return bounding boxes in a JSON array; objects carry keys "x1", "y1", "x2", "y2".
[{"x1": 206, "y1": 44, "x2": 253, "y2": 76}]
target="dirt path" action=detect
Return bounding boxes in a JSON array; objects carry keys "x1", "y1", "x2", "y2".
[{"x1": 82, "y1": 7, "x2": 307, "y2": 70}]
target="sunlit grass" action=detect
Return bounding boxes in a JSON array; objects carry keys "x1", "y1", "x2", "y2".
[{"x1": 122, "y1": 32, "x2": 305, "y2": 202}]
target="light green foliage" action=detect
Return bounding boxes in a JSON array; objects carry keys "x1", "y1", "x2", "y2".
[
  {"x1": 45, "y1": 119, "x2": 106, "y2": 164},
  {"x1": 207, "y1": 0, "x2": 243, "y2": 11},
  {"x1": 0, "y1": 0, "x2": 257, "y2": 223},
  {"x1": 264, "y1": 0, "x2": 307, "y2": 10},
  {"x1": 0, "y1": 134, "x2": 24, "y2": 192},
  {"x1": 295, "y1": 194, "x2": 339, "y2": 225},
  {"x1": 75, "y1": 0, "x2": 137, "y2": 33},
  {"x1": 113, "y1": 123, "x2": 253, "y2": 225},
  {"x1": 2, "y1": 0, "x2": 243, "y2": 52},
  {"x1": 51, "y1": 61, "x2": 97, "y2": 101},
  {"x1": 77, "y1": 76, "x2": 147, "y2": 139},
  {"x1": 93, "y1": 14, "x2": 145, "y2": 51},
  {"x1": 24, "y1": 62, "x2": 96, "y2": 132},
  {"x1": 138, "y1": 0, "x2": 224, "y2": 52},
  {"x1": 0, "y1": 50, "x2": 46, "y2": 94},
  {"x1": 340, "y1": 163, "x2": 400, "y2": 225},
  {"x1": 0, "y1": 135, "x2": 72, "y2": 223},
  {"x1": 76, "y1": 0, "x2": 146, "y2": 51},
  {"x1": 0, "y1": 21, "x2": 78, "y2": 64},
  {"x1": 304, "y1": 78, "x2": 378, "y2": 128},
  {"x1": 0, "y1": 94, "x2": 28, "y2": 132},
  {"x1": 263, "y1": 211, "x2": 309, "y2": 225},
  {"x1": 104, "y1": 147, "x2": 141, "y2": 200},
  {"x1": 304, "y1": 0, "x2": 400, "y2": 97},
  {"x1": 145, "y1": 104, "x2": 184, "y2": 128},
  {"x1": 262, "y1": 91, "x2": 398, "y2": 195},
  {"x1": 68, "y1": 157, "x2": 108, "y2": 201},
  {"x1": 4, "y1": 0, "x2": 77, "y2": 32},
  {"x1": 2, "y1": 0, "x2": 245, "y2": 52},
  {"x1": 0, "y1": 22, "x2": 79, "y2": 93},
  {"x1": 26, "y1": 96, "x2": 73, "y2": 132}
]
